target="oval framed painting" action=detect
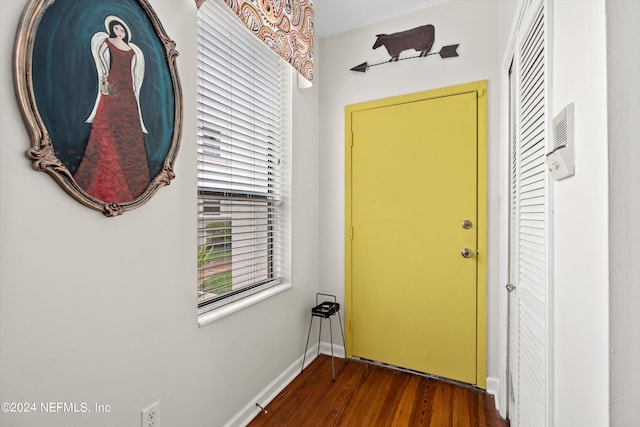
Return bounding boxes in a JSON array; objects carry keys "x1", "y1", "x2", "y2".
[{"x1": 14, "y1": 0, "x2": 182, "y2": 216}]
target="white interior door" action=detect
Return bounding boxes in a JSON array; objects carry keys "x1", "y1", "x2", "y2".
[
  {"x1": 507, "y1": 58, "x2": 519, "y2": 423},
  {"x1": 507, "y1": 1, "x2": 552, "y2": 426}
]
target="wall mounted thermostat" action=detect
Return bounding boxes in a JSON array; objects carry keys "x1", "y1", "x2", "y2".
[{"x1": 546, "y1": 103, "x2": 575, "y2": 181}]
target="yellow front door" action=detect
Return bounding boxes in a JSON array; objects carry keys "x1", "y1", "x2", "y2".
[{"x1": 345, "y1": 82, "x2": 486, "y2": 386}]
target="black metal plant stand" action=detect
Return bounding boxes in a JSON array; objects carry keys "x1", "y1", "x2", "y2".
[{"x1": 301, "y1": 293, "x2": 346, "y2": 381}]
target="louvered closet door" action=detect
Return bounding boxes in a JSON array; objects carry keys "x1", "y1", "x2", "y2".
[{"x1": 508, "y1": 2, "x2": 551, "y2": 426}]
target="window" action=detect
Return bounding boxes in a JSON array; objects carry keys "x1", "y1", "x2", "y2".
[{"x1": 197, "y1": 0, "x2": 288, "y2": 312}]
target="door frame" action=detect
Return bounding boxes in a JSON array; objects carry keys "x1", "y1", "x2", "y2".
[{"x1": 344, "y1": 81, "x2": 488, "y2": 389}]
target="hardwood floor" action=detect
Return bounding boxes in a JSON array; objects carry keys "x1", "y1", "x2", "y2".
[{"x1": 248, "y1": 355, "x2": 509, "y2": 427}]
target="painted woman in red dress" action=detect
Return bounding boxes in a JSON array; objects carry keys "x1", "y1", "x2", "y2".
[{"x1": 74, "y1": 16, "x2": 150, "y2": 203}]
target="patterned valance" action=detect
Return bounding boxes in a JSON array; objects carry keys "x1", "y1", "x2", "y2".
[{"x1": 222, "y1": 0, "x2": 314, "y2": 84}]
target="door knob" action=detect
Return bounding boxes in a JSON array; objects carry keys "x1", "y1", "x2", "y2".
[
  {"x1": 461, "y1": 248, "x2": 474, "y2": 258},
  {"x1": 462, "y1": 220, "x2": 473, "y2": 229}
]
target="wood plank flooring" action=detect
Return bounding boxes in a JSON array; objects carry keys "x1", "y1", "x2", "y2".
[{"x1": 248, "y1": 355, "x2": 509, "y2": 427}]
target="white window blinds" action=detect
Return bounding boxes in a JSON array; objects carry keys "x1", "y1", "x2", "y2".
[{"x1": 197, "y1": 0, "x2": 285, "y2": 310}]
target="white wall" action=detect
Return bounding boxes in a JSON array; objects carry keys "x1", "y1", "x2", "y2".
[
  {"x1": 0, "y1": 1, "x2": 320, "y2": 426},
  {"x1": 498, "y1": 0, "x2": 520, "y2": 62},
  {"x1": 607, "y1": 0, "x2": 640, "y2": 425},
  {"x1": 317, "y1": 0, "x2": 502, "y2": 385},
  {"x1": 551, "y1": 1, "x2": 609, "y2": 426}
]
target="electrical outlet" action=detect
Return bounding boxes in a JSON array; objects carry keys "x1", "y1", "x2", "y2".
[{"x1": 141, "y1": 401, "x2": 160, "y2": 427}]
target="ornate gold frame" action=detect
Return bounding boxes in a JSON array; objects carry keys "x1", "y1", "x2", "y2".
[{"x1": 13, "y1": 0, "x2": 182, "y2": 217}]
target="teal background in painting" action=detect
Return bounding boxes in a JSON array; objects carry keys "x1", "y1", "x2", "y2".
[{"x1": 32, "y1": 0, "x2": 176, "y2": 178}]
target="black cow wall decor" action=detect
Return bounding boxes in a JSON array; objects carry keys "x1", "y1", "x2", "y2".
[
  {"x1": 350, "y1": 24, "x2": 460, "y2": 73},
  {"x1": 373, "y1": 25, "x2": 435, "y2": 61}
]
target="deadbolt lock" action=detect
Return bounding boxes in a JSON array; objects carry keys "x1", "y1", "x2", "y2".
[
  {"x1": 461, "y1": 248, "x2": 474, "y2": 258},
  {"x1": 462, "y1": 220, "x2": 473, "y2": 229}
]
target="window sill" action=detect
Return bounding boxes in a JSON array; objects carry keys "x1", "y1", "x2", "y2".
[{"x1": 197, "y1": 283, "x2": 292, "y2": 327}]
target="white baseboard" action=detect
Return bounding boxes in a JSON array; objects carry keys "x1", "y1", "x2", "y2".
[
  {"x1": 222, "y1": 345, "x2": 314, "y2": 427},
  {"x1": 319, "y1": 341, "x2": 345, "y2": 358},
  {"x1": 486, "y1": 376, "x2": 499, "y2": 396},
  {"x1": 224, "y1": 341, "x2": 346, "y2": 427},
  {"x1": 486, "y1": 376, "x2": 504, "y2": 416}
]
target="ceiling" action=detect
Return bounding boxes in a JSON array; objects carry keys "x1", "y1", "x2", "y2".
[{"x1": 313, "y1": 0, "x2": 449, "y2": 39}]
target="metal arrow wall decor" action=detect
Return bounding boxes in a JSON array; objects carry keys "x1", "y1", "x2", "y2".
[{"x1": 350, "y1": 24, "x2": 459, "y2": 73}]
